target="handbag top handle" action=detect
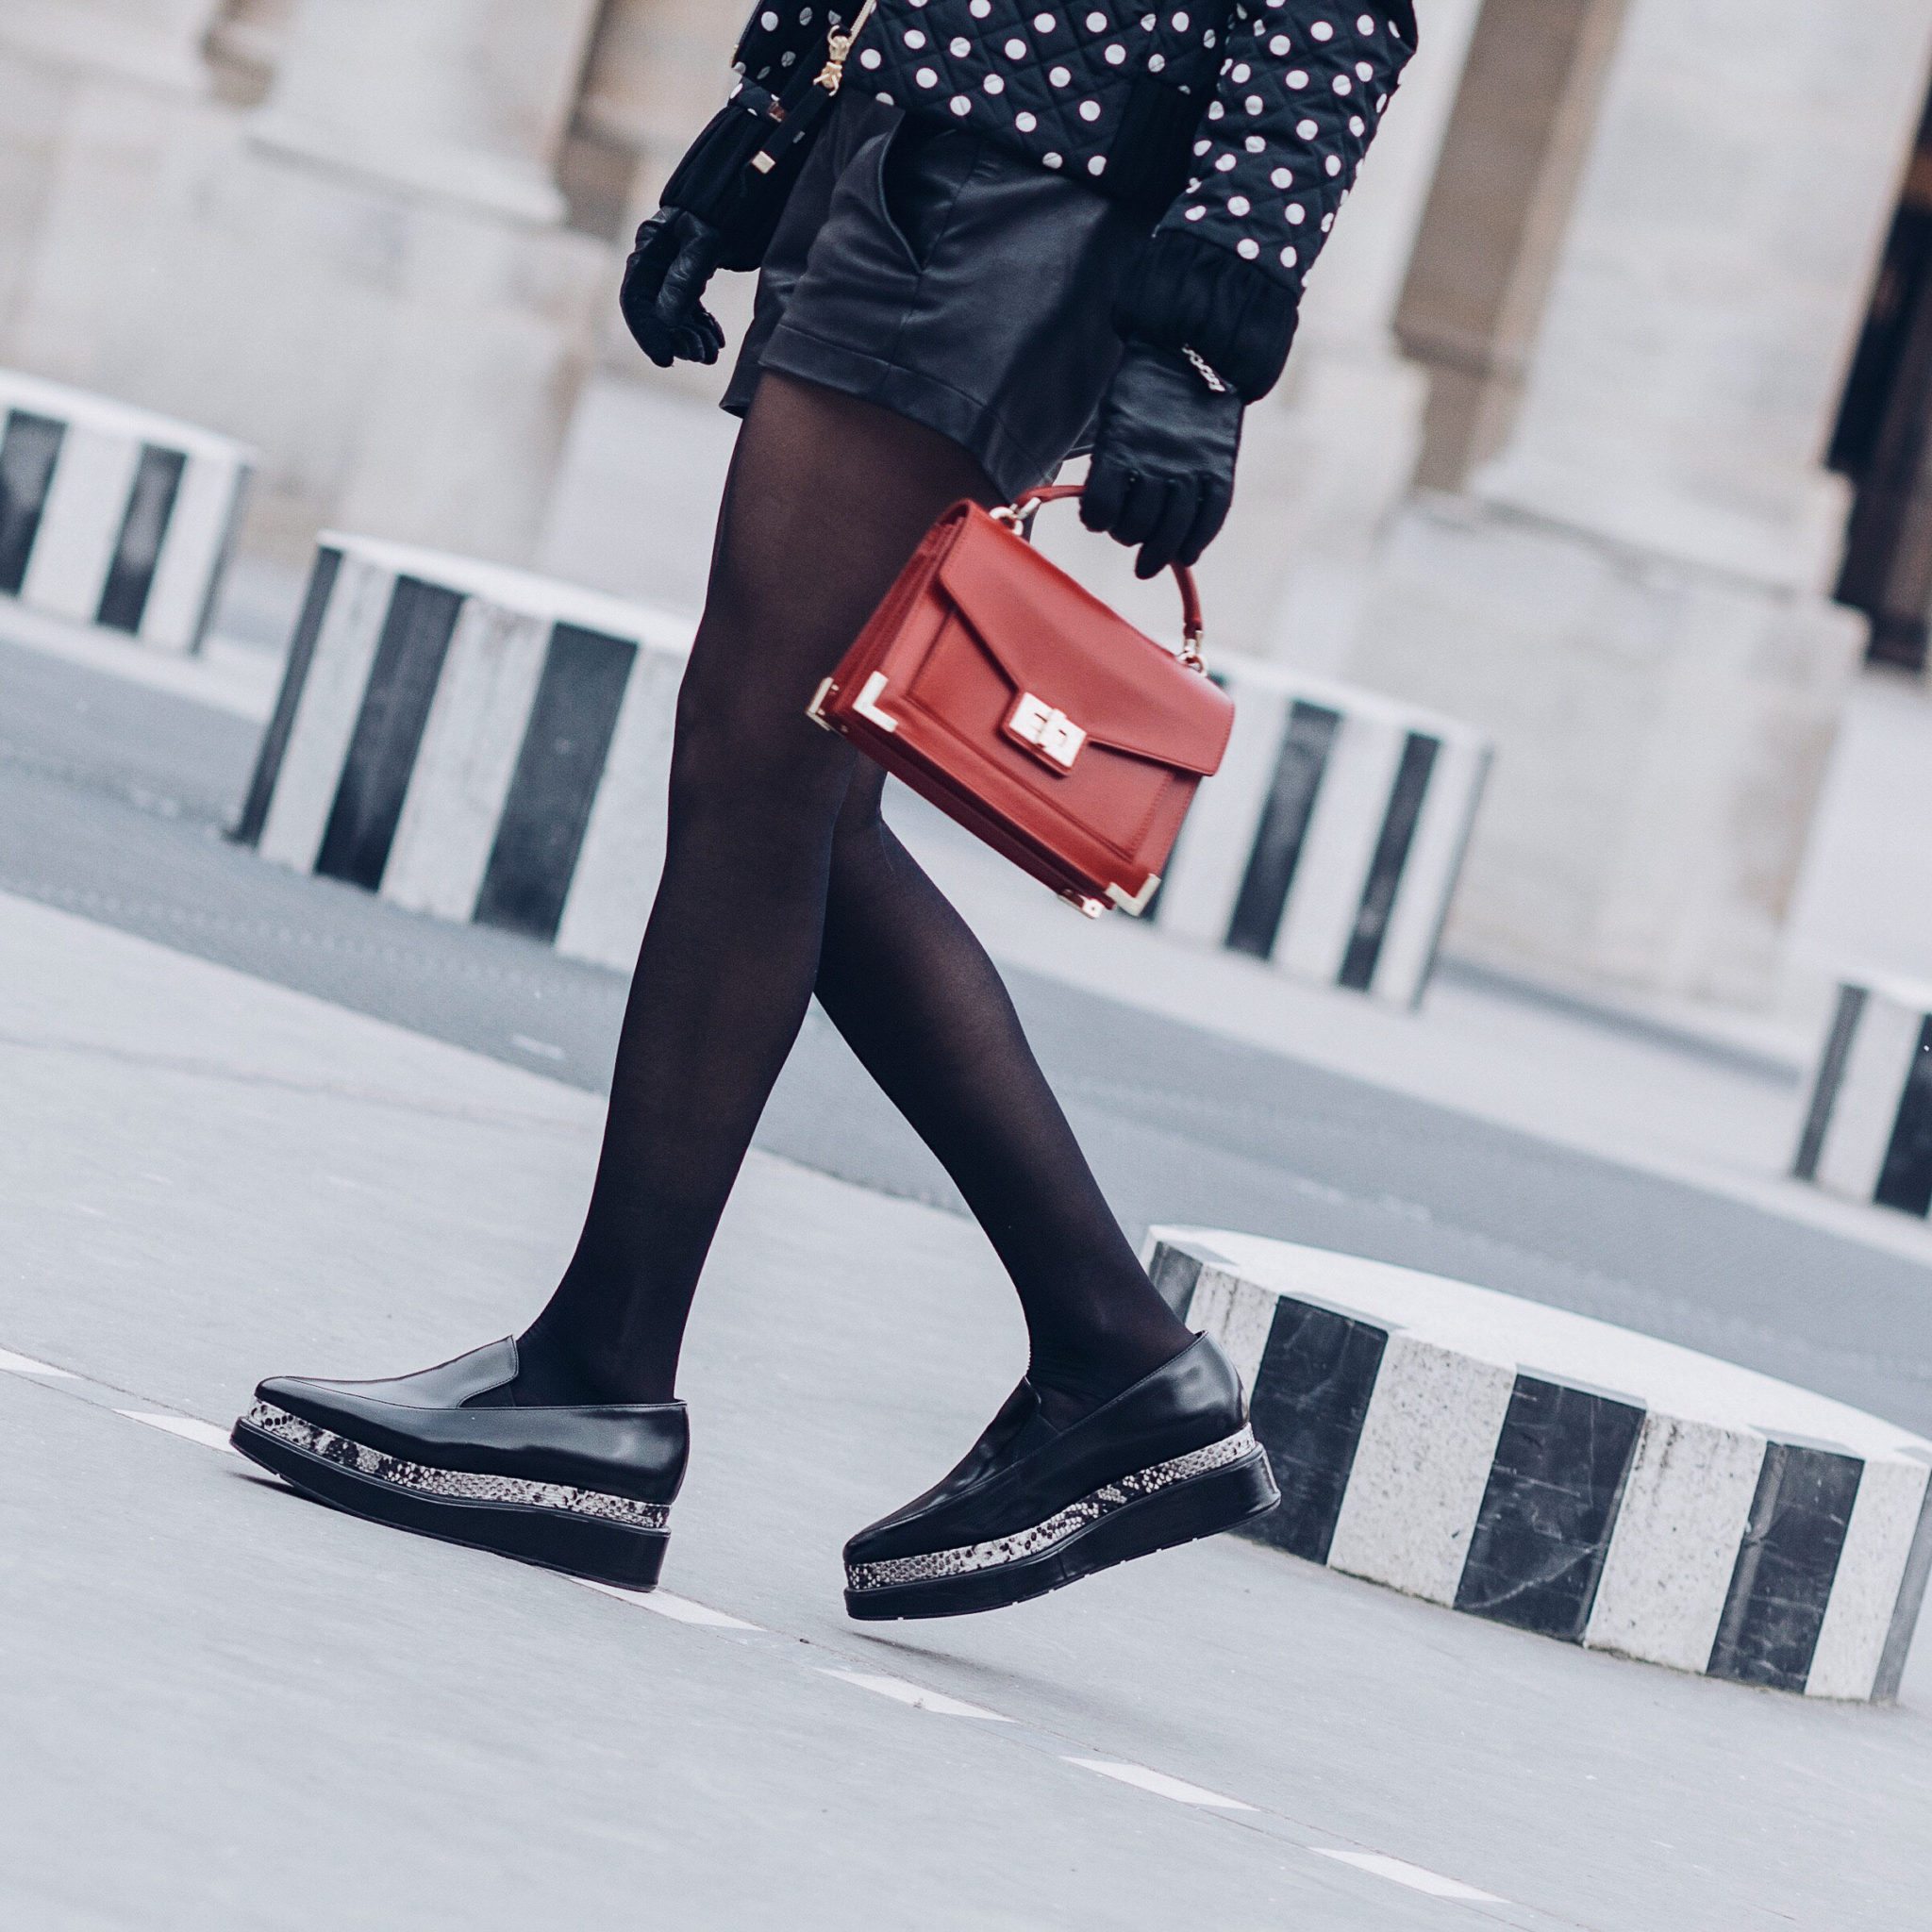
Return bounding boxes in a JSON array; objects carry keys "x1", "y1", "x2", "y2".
[{"x1": 993, "y1": 483, "x2": 1208, "y2": 672}]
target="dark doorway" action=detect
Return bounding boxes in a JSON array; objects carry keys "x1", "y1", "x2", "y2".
[{"x1": 1832, "y1": 90, "x2": 1932, "y2": 673}]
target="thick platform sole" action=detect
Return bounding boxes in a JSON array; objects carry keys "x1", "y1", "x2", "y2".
[
  {"x1": 231, "y1": 1409, "x2": 670, "y2": 1591},
  {"x1": 844, "y1": 1441, "x2": 1279, "y2": 1623}
]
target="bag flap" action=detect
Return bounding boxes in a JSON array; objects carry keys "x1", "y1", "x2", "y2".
[{"x1": 931, "y1": 508, "x2": 1233, "y2": 776}]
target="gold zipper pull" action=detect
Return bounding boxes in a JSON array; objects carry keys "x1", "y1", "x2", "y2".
[
  {"x1": 817, "y1": 31, "x2": 853, "y2": 90},
  {"x1": 815, "y1": 0, "x2": 875, "y2": 93}
]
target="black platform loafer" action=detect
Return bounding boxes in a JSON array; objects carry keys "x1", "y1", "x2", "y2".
[
  {"x1": 230, "y1": 1339, "x2": 686, "y2": 1590},
  {"x1": 843, "y1": 1334, "x2": 1277, "y2": 1621}
]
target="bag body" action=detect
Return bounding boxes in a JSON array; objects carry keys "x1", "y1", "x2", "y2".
[{"x1": 808, "y1": 488, "x2": 1233, "y2": 916}]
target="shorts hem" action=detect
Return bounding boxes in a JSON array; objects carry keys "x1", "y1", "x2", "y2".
[{"x1": 726, "y1": 321, "x2": 1063, "y2": 502}]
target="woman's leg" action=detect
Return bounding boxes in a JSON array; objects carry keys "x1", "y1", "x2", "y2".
[
  {"x1": 519, "y1": 373, "x2": 998, "y2": 1404},
  {"x1": 523, "y1": 370, "x2": 1188, "y2": 1415},
  {"x1": 815, "y1": 768, "x2": 1191, "y2": 1424}
]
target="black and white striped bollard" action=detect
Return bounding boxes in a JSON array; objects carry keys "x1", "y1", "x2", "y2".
[
  {"x1": 0, "y1": 368, "x2": 251, "y2": 654},
  {"x1": 237, "y1": 534, "x2": 691, "y2": 968},
  {"x1": 1793, "y1": 978, "x2": 1932, "y2": 1218},
  {"x1": 1152, "y1": 656, "x2": 1491, "y2": 1008},
  {"x1": 1146, "y1": 1227, "x2": 1932, "y2": 1701}
]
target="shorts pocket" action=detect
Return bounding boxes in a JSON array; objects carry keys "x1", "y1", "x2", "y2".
[{"x1": 871, "y1": 116, "x2": 980, "y2": 275}]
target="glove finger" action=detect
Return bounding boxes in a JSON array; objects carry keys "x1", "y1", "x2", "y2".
[
  {"x1": 619, "y1": 266, "x2": 667, "y2": 347},
  {"x1": 657, "y1": 230, "x2": 719, "y2": 328},
  {"x1": 1136, "y1": 476, "x2": 1200, "y2": 580},
  {"x1": 674, "y1": 319, "x2": 722, "y2": 366},
  {"x1": 1079, "y1": 457, "x2": 1130, "y2": 536},
  {"x1": 620, "y1": 213, "x2": 678, "y2": 308},
  {"x1": 695, "y1": 306, "x2": 726, "y2": 358},
  {"x1": 621, "y1": 253, "x2": 664, "y2": 314},
  {"x1": 631, "y1": 323, "x2": 675, "y2": 369},
  {"x1": 1175, "y1": 475, "x2": 1234, "y2": 570},
  {"x1": 1110, "y1": 473, "x2": 1170, "y2": 550}
]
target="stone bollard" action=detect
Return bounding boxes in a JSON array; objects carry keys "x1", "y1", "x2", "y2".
[
  {"x1": 1151, "y1": 656, "x2": 1491, "y2": 1007},
  {"x1": 1794, "y1": 978, "x2": 1932, "y2": 1219},
  {"x1": 0, "y1": 369, "x2": 252, "y2": 654},
  {"x1": 237, "y1": 534, "x2": 691, "y2": 968},
  {"x1": 1146, "y1": 1227, "x2": 1932, "y2": 1701}
]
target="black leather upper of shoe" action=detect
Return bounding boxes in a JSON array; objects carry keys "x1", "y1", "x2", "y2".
[
  {"x1": 845, "y1": 1335, "x2": 1245, "y2": 1565},
  {"x1": 256, "y1": 1340, "x2": 690, "y2": 1504}
]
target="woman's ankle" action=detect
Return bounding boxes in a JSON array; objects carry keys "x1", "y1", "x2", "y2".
[
  {"x1": 1026, "y1": 1320, "x2": 1195, "y2": 1431},
  {"x1": 512, "y1": 1314, "x2": 675, "y2": 1407}
]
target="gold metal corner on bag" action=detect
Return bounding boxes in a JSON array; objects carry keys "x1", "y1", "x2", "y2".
[
  {"x1": 852, "y1": 670, "x2": 898, "y2": 733},
  {"x1": 806, "y1": 676, "x2": 838, "y2": 729},
  {"x1": 1106, "y1": 875, "x2": 1160, "y2": 916}
]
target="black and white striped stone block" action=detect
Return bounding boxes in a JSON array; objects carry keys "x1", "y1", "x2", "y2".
[
  {"x1": 238, "y1": 535, "x2": 691, "y2": 965},
  {"x1": 1152, "y1": 658, "x2": 1491, "y2": 1008},
  {"x1": 1146, "y1": 1228, "x2": 1932, "y2": 1701},
  {"x1": 1793, "y1": 978, "x2": 1932, "y2": 1219},
  {"x1": 0, "y1": 368, "x2": 252, "y2": 654}
]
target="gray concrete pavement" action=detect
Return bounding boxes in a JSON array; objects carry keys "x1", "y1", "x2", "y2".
[
  {"x1": 5, "y1": 627, "x2": 1931, "y2": 1439},
  {"x1": 3, "y1": 891, "x2": 1927, "y2": 1931}
]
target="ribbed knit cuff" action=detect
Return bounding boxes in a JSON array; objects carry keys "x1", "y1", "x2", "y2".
[{"x1": 1112, "y1": 231, "x2": 1302, "y2": 403}]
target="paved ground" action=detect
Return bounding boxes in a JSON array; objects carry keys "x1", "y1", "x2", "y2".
[
  {"x1": 4, "y1": 627, "x2": 1930, "y2": 1441},
  {"x1": 3, "y1": 890, "x2": 1928, "y2": 1932}
]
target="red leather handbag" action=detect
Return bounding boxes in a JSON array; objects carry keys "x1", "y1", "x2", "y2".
[{"x1": 807, "y1": 483, "x2": 1235, "y2": 916}]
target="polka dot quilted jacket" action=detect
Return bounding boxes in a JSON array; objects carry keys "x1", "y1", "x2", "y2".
[{"x1": 732, "y1": 0, "x2": 1418, "y2": 399}]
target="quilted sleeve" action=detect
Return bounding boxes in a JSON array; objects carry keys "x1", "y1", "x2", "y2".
[
  {"x1": 732, "y1": 1, "x2": 840, "y2": 87},
  {"x1": 1114, "y1": 4, "x2": 1417, "y2": 399}
]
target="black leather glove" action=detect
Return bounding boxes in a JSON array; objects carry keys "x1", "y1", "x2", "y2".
[
  {"x1": 1082, "y1": 341, "x2": 1243, "y2": 579},
  {"x1": 619, "y1": 209, "x2": 726, "y2": 369}
]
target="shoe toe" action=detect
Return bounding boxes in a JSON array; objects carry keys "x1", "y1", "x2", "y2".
[{"x1": 251, "y1": 1373, "x2": 361, "y2": 1433}]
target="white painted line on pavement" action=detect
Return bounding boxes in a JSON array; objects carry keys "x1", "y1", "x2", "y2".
[
  {"x1": 1064, "y1": 1758, "x2": 1254, "y2": 1809},
  {"x1": 0, "y1": 1348, "x2": 75, "y2": 1377},
  {"x1": 1313, "y1": 1850, "x2": 1504, "y2": 1902},
  {"x1": 576, "y1": 1579, "x2": 763, "y2": 1630},
  {"x1": 823, "y1": 1669, "x2": 1012, "y2": 1721},
  {"x1": 116, "y1": 1411, "x2": 239, "y2": 1454}
]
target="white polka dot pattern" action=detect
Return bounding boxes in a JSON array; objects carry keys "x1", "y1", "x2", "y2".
[{"x1": 729, "y1": 1, "x2": 1415, "y2": 333}]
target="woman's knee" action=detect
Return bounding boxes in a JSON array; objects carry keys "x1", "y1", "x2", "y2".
[{"x1": 665, "y1": 686, "x2": 851, "y2": 847}]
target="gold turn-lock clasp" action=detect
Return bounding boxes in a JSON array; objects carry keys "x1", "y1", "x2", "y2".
[{"x1": 1008, "y1": 691, "x2": 1086, "y2": 771}]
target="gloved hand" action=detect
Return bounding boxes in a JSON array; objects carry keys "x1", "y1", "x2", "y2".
[
  {"x1": 620, "y1": 208, "x2": 726, "y2": 369},
  {"x1": 1081, "y1": 341, "x2": 1243, "y2": 579}
]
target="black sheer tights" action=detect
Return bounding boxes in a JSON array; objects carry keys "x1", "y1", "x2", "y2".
[{"x1": 516, "y1": 373, "x2": 1191, "y2": 1420}]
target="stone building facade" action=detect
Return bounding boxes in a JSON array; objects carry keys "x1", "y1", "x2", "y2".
[{"x1": 4, "y1": 0, "x2": 1931, "y2": 1014}]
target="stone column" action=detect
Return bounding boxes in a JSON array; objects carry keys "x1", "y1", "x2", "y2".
[
  {"x1": 2, "y1": 0, "x2": 618, "y2": 572},
  {"x1": 1041, "y1": 0, "x2": 1483, "y2": 661},
  {"x1": 577, "y1": 0, "x2": 758, "y2": 383},
  {"x1": 1, "y1": 0, "x2": 219, "y2": 93},
  {"x1": 1345, "y1": 0, "x2": 1932, "y2": 1010},
  {"x1": 1232, "y1": 0, "x2": 1485, "y2": 672},
  {"x1": 250, "y1": 0, "x2": 604, "y2": 224},
  {"x1": 532, "y1": 0, "x2": 757, "y2": 608}
]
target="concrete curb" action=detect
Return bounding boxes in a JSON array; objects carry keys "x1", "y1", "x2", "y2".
[
  {"x1": 1795, "y1": 976, "x2": 1932, "y2": 1219},
  {"x1": 1153, "y1": 655, "x2": 1491, "y2": 1008},
  {"x1": 235, "y1": 533, "x2": 692, "y2": 966},
  {"x1": 0, "y1": 368, "x2": 252, "y2": 656},
  {"x1": 1146, "y1": 1227, "x2": 1932, "y2": 1701}
]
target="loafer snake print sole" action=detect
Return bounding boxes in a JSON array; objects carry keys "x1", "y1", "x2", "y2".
[
  {"x1": 843, "y1": 1425, "x2": 1278, "y2": 1622},
  {"x1": 232, "y1": 1401, "x2": 672, "y2": 1590}
]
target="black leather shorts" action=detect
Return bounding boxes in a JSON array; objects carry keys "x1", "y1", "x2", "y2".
[{"x1": 722, "y1": 94, "x2": 1149, "y2": 501}]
